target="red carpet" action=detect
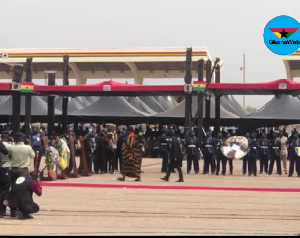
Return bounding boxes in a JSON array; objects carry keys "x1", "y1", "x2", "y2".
[{"x1": 40, "y1": 182, "x2": 300, "y2": 193}]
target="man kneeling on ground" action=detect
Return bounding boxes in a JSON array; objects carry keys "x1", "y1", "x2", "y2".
[{"x1": 8, "y1": 171, "x2": 42, "y2": 220}]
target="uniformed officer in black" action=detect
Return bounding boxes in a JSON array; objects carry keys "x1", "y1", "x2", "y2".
[
  {"x1": 268, "y1": 133, "x2": 282, "y2": 176},
  {"x1": 258, "y1": 133, "x2": 270, "y2": 174},
  {"x1": 222, "y1": 133, "x2": 234, "y2": 175},
  {"x1": 243, "y1": 133, "x2": 251, "y2": 175},
  {"x1": 288, "y1": 133, "x2": 300, "y2": 177},
  {"x1": 215, "y1": 133, "x2": 225, "y2": 176},
  {"x1": 248, "y1": 132, "x2": 258, "y2": 176},
  {"x1": 158, "y1": 129, "x2": 170, "y2": 173},
  {"x1": 186, "y1": 131, "x2": 200, "y2": 174},
  {"x1": 161, "y1": 130, "x2": 184, "y2": 182},
  {"x1": 203, "y1": 131, "x2": 216, "y2": 175}
]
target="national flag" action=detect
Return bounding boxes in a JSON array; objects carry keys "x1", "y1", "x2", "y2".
[
  {"x1": 20, "y1": 83, "x2": 34, "y2": 93},
  {"x1": 192, "y1": 81, "x2": 206, "y2": 91},
  {"x1": 269, "y1": 28, "x2": 298, "y2": 39}
]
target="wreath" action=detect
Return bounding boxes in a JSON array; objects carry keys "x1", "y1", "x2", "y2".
[{"x1": 45, "y1": 146, "x2": 59, "y2": 170}]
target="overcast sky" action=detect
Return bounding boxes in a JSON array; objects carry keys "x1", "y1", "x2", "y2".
[{"x1": 1, "y1": 0, "x2": 299, "y2": 108}]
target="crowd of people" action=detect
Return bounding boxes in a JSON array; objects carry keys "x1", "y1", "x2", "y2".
[{"x1": 1, "y1": 124, "x2": 300, "y2": 220}]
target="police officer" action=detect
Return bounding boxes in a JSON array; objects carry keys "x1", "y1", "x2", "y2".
[
  {"x1": 222, "y1": 133, "x2": 234, "y2": 175},
  {"x1": 158, "y1": 129, "x2": 170, "y2": 173},
  {"x1": 243, "y1": 133, "x2": 251, "y2": 175},
  {"x1": 160, "y1": 130, "x2": 184, "y2": 182},
  {"x1": 0, "y1": 131, "x2": 10, "y2": 217},
  {"x1": 288, "y1": 133, "x2": 300, "y2": 177},
  {"x1": 203, "y1": 131, "x2": 216, "y2": 175},
  {"x1": 30, "y1": 129, "x2": 44, "y2": 172},
  {"x1": 215, "y1": 133, "x2": 225, "y2": 176},
  {"x1": 186, "y1": 131, "x2": 200, "y2": 174},
  {"x1": 258, "y1": 133, "x2": 270, "y2": 174},
  {"x1": 10, "y1": 132, "x2": 35, "y2": 185},
  {"x1": 248, "y1": 132, "x2": 258, "y2": 176},
  {"x1": 268, "y1": 133, "x2": 282, "y2": 176},
  {"x1": 8, "y1": 171, "x2": 42, "y2": 220}
]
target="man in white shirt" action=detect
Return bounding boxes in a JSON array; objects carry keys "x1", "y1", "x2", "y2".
[{"x1": 10, "y1": 132, "x2": 35, "y2": 185}]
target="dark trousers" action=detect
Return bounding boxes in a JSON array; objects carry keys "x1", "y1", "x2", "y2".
[
  {"x1": 107, "y1": 149, "x2": 115, "y2": 173},
  {"x1": 94, "y1": 153, "x2": 102, "y2": 174},
  {"x1": 11, "y1": 203, "x2": 39, "y2": 216},
  {"x1": 10, "y1": 168, "x2": 28, "y2": 185},
  {"x1": 242, "y1": 156, "x2": 248, "y2": 175},
  {"x1": 215, "y1": 155, "x2": 224, "y2": 175},
  {"x1": 289, "y1": 155, "x2": 300, "y2": 176},
  {"x1": 248, "y1": 155, "x2": 257, "y2": 176},
  {"x1": 203, "y1": 153, "x2": 215, "y2": 174},
  {"x1": 160, "y1": 151, "x2": 169, "y2": 173},
  {"x1": 165, "y1": 160, "x2": 183, "y2": 181},
  {"x1": 115, "y1": 151, "x2": 123, "y2": 172},
  {"x1": 86, "y1": 152, "x2": 93, "y2": 173},
  {"x1": 33, "y1": 146, "x2": 43, "y2": 172},
  {"x1": 187, "y1": 154, "x2": 199, "y2": 174},
  {"x1": 222, "y1": 158, "x2": 233, "y2": 175},
  {"x1": 260, "y1": 154, "x2": 269, "y2": 173},
  {"x1": 0, "y1": 168, "x2": 10, "y2": 215},
  {"x1": 269, "y1": 155, "x2": 282, "y2": 175}
]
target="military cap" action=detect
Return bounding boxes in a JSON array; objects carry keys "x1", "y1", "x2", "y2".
[
  {"x1": 15, "y1": 132, "x2": 25, "y2": 137},
  {"x1": 1, "y1": 130, "x2": 9, "y2": 135}
]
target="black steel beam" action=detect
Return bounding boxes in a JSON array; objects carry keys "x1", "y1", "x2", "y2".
[
  {"x1": 47, "y1": 72, "x2": 56, "y2": 138},
  {"x1": 25, "y1": 58, "x2": 33, "y2": 138},
  {"x1": 62, "y1": 55, "x2": 69, "y2": 134},
  {"x1": 197, "y1": 59, "x2": 204, "y2": 141},
  {"x1": 215, "y1": 65, "x2": 221, "y2": 135},
  {"x1": 184, "y1": 47, "x2": 192, "y2": 135},
  {"x1": 205, "y1": 60, "x2": 212, "y2": 132}
]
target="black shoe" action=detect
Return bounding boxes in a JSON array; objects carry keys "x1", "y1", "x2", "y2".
[
  {"x1": 160, "y1": 177, "x2": 169, "y2": 182},
  {"x1": 10, "y1": 210, "x2": 16, "y2": 218},
  {"x1": 187, "y1": 171, "x2": 190, "y2": 174},
  {"x1": 117, "y1": 176, "x2": 125, "y2": 181},
  {"x1": 216, "y1": 173, "x2": 219, "y2": 176},
  {"x1": 15, "y1": 210, "x2": 25, "y2": 220},
  {"x1": 288, "y1": 175, "x2": 292, "y2": 177},
  {"x1": 24, "y1": 214, "x2": 34, "y2": 219},
  {"x1": 176, "y1": 179, "x2": 184, "y2": 182}
]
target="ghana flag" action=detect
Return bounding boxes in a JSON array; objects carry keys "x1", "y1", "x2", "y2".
[
  {"x1": 20, "y1": 83, "x2": 34, "y2": 93},
  {"x1": 192, "y1": 81, "x2": 206, "y2": 92},
  {"x1": 269, "y1": 28, "x2": 298, "y2": 39}
]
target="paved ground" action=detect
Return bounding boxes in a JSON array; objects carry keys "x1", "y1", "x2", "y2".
[{"x1": 1, "y1": 158, "x2": 300, "y2": 236}]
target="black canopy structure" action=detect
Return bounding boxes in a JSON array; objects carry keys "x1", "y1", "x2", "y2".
[
  {"x1": 154, "y1": 96, "x2": 178, "y2": 111},
  {"x1": 69, "y1": 96, "x2": 149, "y2": 123},
  {"x1": 125, "y1": 97, "x2": 157, "y2": 115},
  {"x1": 151, "y1": 96, "x2": 239, "y2": 124},
  {"x1": 0, "y1": 96, "x2": 61, "y2": 123},
  {"x1": 55, "y1": 96, "x2": 84, "y2": 113},
  {"x1": 221, "y1": 95, "x2": 249, "y2": 118},
  {"x1": 85, "y1": 96, "x2": 98, "y2": 104},
  {"x1": 139, "y1": 96, "x2": 166, "y2": 113},
  {"x1": 75, "y1": 96, "x2": 91, "y2": 108},
  {"x1": 248, "y1": 95, "x2": 300, "y2": 120}
]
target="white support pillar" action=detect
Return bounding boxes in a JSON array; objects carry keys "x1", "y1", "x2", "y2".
[
  {"x1": 69, "y1": 62, "x2": 86, "y2": 84},
  {"x1": 124, "y1": 62, "x2": 144, "y2": 84}
]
